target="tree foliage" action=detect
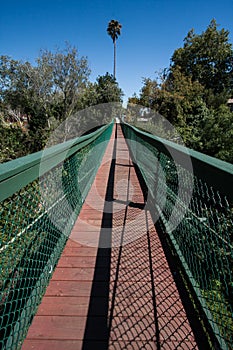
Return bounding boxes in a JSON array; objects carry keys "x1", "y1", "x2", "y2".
[
  {"x1": 0, "y1": 45, "x2": 124, "y2": 162},
  {"x1": 170, "y1": 19, "x2": 233, "y2": 107},
  {"x1": 76, "y1": 72, "x2": 123, "y2": 109},
  {"x1": 0, "y1": 121, "x2": 28, "y2": 162},
  {"x1": 95, "y1": 72, "x2": 123, "y2": 104},
  {"x1": 129, "y1": 20, "x2": 233, "y2": 163},
  {"x1": 107, "y1": 20, "x2": 122, "y2": 43}
]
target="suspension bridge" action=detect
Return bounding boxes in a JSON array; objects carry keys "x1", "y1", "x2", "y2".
[{"x1": 0, "y1": 122, "x2": 232, "y2": 349}]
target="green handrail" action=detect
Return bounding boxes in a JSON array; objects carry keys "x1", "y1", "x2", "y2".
[
  {"x1": 0, "y1": 123, "x2": 111, "y2": 202},
  {"x1": 124, "y1": 123, "x2": 233, "y2": 197},
  {"x1": 121, "y1": 122, "x2": 233, "y2": 350},
  {"x1": 0, "y1": 121, "x2": 113, "y2": 349}
]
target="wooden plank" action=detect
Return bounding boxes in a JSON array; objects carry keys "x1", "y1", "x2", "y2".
[
  {"x1": 62, "y1": 247, "x2": 98, "y2": 257},
  {"x1": 51, "y1": 267, "x2": 95, "y2": 281},
  {"x1": 57, "y1": 256, "x2": 97, "y2": 268},
  {"x1": 36, "y1": 296, "x2": 90, "y2": 316},
  {"x1": 108, "y1": 341, "x2": 157, "y2": 350},
  {"x1": 35, "y1": 296, "x2": 108, "y2": 317},
  {"x1": 22, "y1": 340, "x2": 83, "y2": 350},
  {"x1": 25, "y1": 316, "x2": 86, "y2": 340},
  {"x1": 45, "y1": 281, "x2": 93, "y2": 297},
  {"x1": 26, "y1": 316, "x2": 110, "y2": 341}
]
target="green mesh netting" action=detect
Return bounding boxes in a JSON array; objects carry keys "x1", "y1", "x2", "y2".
[
  {"x1": 0, "y1": 123, "x2": 113, "y2": 349},
  {"x1": 122, "y1": 122, "x2": 233, "y2": 350}
]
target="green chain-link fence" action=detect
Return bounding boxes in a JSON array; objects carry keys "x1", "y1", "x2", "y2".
[
  {"x1": 0, "y1": 122, "x2": 113, "y2": 350},
  {"x1": 122, "y1": 122, "x2": 233, "y2": 350}
]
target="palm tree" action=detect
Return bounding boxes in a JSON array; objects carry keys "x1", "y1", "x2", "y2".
[{"x1": 107, "y1": 20, "x2": 122, "y2": 79}]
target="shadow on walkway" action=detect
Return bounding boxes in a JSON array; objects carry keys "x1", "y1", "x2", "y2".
[
  {"x1": 82, "y1": 124, "x2": 209, "y2": 350},
  {"x1": 82, "y1": 124, "x2": 117, "y2": 349}
]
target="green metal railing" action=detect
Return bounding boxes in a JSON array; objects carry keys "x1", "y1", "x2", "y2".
[
  {"x1": 122, "y1": 122, "x2": 233, "y2": 350},
  {"x1": 0, "y1": 122, "x2": 113, "y2": 349}
]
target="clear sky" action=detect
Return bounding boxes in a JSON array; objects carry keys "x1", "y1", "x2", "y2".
[{"x1": 1, "y1": 0, "x2": 233, "y2": 104}]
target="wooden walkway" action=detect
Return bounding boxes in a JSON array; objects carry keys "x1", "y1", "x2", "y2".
[{"x1": 22, "y1": 124, "x2": 200, "y2": 350}]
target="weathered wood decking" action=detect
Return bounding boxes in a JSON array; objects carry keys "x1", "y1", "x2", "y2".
[{"x1": 22, "y1": 125, "x2": 199, "y2": 349}]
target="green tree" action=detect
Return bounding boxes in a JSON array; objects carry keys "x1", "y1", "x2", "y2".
[
  {"x1": 107, "y1": 20, "x2": 122, "y2": 78},
  {"x1": 0, "y1": 113, "x2": 29, "y2": 163},
  {"x1": 0, "y1": 55, "x2": 55, "y2": 149},
  {"x1": 128, "y1": 20, "x2": 233, "y2": 162},
  {"x1": 39, "y1": 44, "x2": 90, "y2": 121},
  {"x1": 0, "y1": 44, "x2": 91, "y2": 152},
  {"x1": 74, "y1": 72, "x2": 123, "y2": 135},
  {"x1": 171, "y1": 19, "x2": 233, "y2": 107},
  {"x1": 95, "y1": 72, "x2": 123, "y2": 103},
  {"x1": 36, "y1": 44, "x2": 90, "y2": 142},
  {"x1": 76, "y1": 82, "x2": 99, "y2": 110},
  {"x1": 201, "y1": 105, "x2": 233, "y2": 162},
  {"x1": 77, "y1": 72, "x2": 123, "y2": 108}
]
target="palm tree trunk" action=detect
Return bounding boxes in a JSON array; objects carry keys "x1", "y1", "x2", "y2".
[{"x1": 113, "y1": 38, "x2": 116, "y2": 79}]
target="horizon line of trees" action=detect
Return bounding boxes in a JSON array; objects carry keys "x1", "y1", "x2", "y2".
[{"x1": 1, "y1": 19, "x2": 233, "y2": 164}]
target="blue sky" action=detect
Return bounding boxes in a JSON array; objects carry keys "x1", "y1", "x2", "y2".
[{"x1": 1, "y1": 0, "x2": 233, "y2": 104}]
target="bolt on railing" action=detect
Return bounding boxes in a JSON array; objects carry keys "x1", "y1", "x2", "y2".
[
  {"x1": 122, "y1": 122, "x2": 233, "y2": 350},
  {"x1": 0, "y1": 122, "x2": 113, "y2": 349}
]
